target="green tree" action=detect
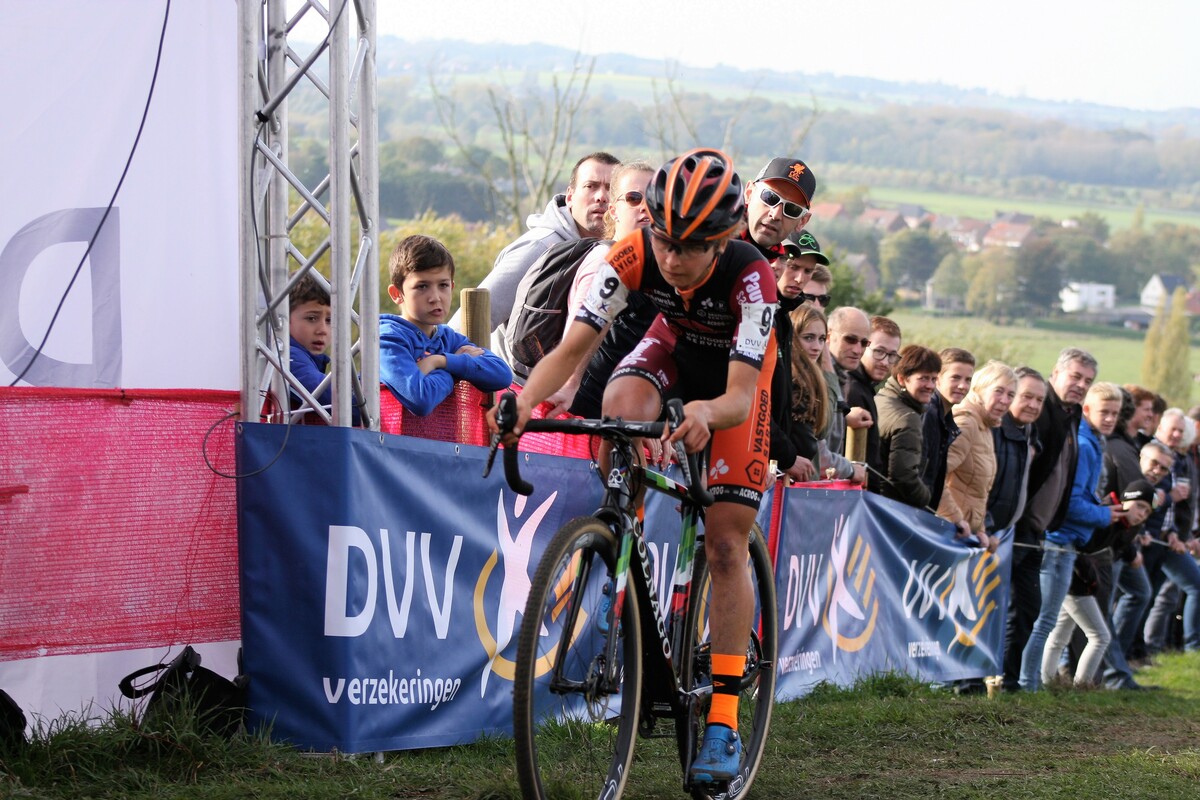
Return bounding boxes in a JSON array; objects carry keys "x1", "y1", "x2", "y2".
[
  {"x1": 1141, "y1": 296, "x2": 1167, "y2": 390},
  {"x1": 929, "y1": 252, "x2": 969, "y2": 304},
  {"x1": 828, "y1": 255, "x2": 892, "y2": 317},
  {"x1": 1052, "y1": 233, "x2": 1125, "y2": 294},
  {"x1": 377, "y1": 212, "x2": 514, "y2": 315},
  {"x1": 878, "y1": 229, "x2": 953, "y2": 291},
  {"x1": 964, "y1": 249, "x2": 1018, "y2": 322},
  {"x1": 1074, "y1": 211, "x2": 1111, "y2": 244},
  {"x1": 1143, "y1": 288, "x2": 1193, "y2": 407},
  {"x1": 1013, "y1": 239, "x2": 1064, "y2": 317}
]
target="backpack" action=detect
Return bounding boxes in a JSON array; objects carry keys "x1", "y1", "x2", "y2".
[
  {"x1": 118, "y1": 646, "x2": 247, "y2": 737},
  {"x1": 506, "y1": 237, "x2": 606, "y2": 378},
  {"x1": 0, "y1": 689, "x2": 26, "y2": 753}
]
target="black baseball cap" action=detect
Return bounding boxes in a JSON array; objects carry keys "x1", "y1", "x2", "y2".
[
  {"x1": 1123, "y1": 479, "x2": 1157, "y2": 507},
  {"x1": 781, "y1": 230, "x2": 830, "y2": 266},
  {"x1": 754, "y1": 157, "x2": 817, "y2": 206}
]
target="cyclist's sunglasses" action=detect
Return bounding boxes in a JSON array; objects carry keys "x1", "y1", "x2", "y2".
[
  {"x1": 758, "y1": 187, "x2": 809, "y2": 220},
  {"x1": 651, "y1": 229, "x2": 713, "y2": 257}
]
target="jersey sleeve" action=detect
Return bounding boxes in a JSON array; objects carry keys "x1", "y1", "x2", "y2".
[
  {"x1": 576, "y1": 232, "x2": 644, "y2": 332},
  {"x1": 729, "y1": 258, "x2": 778, "y2": 368}
]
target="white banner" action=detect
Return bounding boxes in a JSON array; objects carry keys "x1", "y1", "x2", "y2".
[{"x1": 1, "y1": 0, "x2": 238, "y2": 389}]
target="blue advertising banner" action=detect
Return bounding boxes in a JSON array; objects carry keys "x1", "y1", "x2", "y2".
[
  {"x1": 237, "y1": 423, "x2": 610, "y2": 752},
  {"x1": 772, "y1": 487, "x2": 1012, "y2": 700},
  {"x1": 238, "y1": 424, "x2": 1011, "y2": 752},
  {"x1": 237, "y1": 424, "x2": 730, "y2": 753}
]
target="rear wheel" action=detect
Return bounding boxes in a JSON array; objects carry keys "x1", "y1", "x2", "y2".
[
  {"x1": 513, "y1": 517, "x2": 643, "y2": 800},
  {"x1": 683, "y1": 523, "x2": 778, "y2": 800}
]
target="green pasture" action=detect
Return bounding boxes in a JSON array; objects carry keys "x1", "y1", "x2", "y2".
[{"x1": 840, "y1": 184, "x2": 1200, "y2": 232}]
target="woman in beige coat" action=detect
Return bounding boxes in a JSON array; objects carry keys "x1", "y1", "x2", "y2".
[{"x1": 938, "y1": 360, "x2": 1017, "y2": 552}]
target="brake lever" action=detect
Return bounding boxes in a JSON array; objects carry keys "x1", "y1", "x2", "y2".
[
  {"x1": 483, "y1": 391, "x2": 519, "y2": 479},
  {"x1": 483, "y1": 432, "x2": 502, "y2": 478},
  {"x1": 665, "y1": 399, "x2": 691, "y2": 485}
]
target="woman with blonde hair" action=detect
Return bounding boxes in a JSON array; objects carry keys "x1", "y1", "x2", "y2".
[
  {"x1": 789, "y1": 304, "x2": 860, "y2": 482},
  {"x1": 938, "y1": 360, "x2": 1017, "y2": 552}
]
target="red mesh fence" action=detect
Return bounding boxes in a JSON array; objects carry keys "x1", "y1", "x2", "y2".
[
  {"x1": 381, "y1": 382, "x2": 597, "y2": 459},
  {"x1": 0, "y1": 388, "x2": 241, "y2": 662},
  {"x1": 2, "y1": 382, "x2": 598, "y2": 664}
]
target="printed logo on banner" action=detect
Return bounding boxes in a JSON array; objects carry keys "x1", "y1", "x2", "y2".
[
  {"x1": 902, "y1": 549, "x2": 1004, "y2": 656},
  {"x1": 473, "y1": 488, "x2": 680, "y2": 698},
  {"x1": 821, "y1": 515, "x2": 879, "y2": 661},
  {"x1": 474, "y1": 490, "x2": 559, "y2": 695}
]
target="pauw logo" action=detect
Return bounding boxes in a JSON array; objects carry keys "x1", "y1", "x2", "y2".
[
  {"x1": 901, "y1": 547, "x2": 1003, "y2": 651},
  {"x1": 474, "y1": 490, "x2": 558, "y2": 695},
  {"x1": 821, "y1": 514, "x2": 879, "y2": 661}
]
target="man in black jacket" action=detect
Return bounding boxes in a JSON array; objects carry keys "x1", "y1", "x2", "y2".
[{"x1": 1002, "y1": 347, "x2": 1098, "y2": 691}]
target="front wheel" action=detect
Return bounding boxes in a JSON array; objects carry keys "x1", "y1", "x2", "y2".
[
  {"x1": 683, "y1": 523, "x2": 778, "y2": 800},
  {"x1": 513, "y1": 517, "x2": 643, "y2": 800}
]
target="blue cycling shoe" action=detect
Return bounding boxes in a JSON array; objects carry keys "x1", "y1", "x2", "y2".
[{"x1": 690, "y1": 723, "x2": 741, "y2": 783}]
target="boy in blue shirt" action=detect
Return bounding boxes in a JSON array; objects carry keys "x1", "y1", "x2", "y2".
[
  {"x1": 288, "y1": 273, "x2": 333, "y2": 416},
  {"x1": 381, "y1": 234, "x2": 512, "y2": 415}
]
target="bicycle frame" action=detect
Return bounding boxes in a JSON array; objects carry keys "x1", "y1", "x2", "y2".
[{"x1": 593, "y1": 441, "x2": 712, "y2": 773}]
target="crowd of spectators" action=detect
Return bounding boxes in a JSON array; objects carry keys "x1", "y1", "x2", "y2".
[{"x1": 286, "y1": 149, "x2": 1200, "y2": 693}]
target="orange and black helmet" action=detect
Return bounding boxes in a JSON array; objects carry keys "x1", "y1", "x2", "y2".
[{"x1": 646, "y1": 148, "x2": 744, "y2": 243}]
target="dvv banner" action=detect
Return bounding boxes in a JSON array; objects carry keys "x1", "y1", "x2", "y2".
[
  {"x1": 771, "y1": 486, "x2": 1012, "y2": 699},
  {"x1": 239, "y1": 424, "x2": 737, "y2": 753}
]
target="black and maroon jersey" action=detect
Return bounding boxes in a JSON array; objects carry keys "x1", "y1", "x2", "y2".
[{"x1": 576, "y1": 228, "x2": 778, "y2": 375}]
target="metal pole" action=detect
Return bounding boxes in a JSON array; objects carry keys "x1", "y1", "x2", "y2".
[
  {"x1": 358, "y1": 0, "x2": 380, "y2": 429},
  {"x1": 238, "y1": 0, "x2": 261, "y2": 423}
]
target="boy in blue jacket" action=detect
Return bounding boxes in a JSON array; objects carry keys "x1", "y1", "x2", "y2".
[
  {"x1": 288, "y1": 272, "x2": 333, "y2": 416},
  {"x1": 1020, "y1": 380, "x2": 1131, "y2": 690},
  {"x1": 381, "y1": 235, "x2": 512, "y2": 415}
]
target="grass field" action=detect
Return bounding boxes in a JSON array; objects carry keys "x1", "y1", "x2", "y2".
[
  {"x1": 834, "y1": 184, "x2": 1200, "y2": 232},
  {"x1": 5, "y1": 653, "x2": 1199, "y2": 799},
  {"x1": 888, "y1": 310, "x2": 1198, "y2": 407}
]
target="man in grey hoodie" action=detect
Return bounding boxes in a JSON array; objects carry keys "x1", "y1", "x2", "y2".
[{"x1": 451, "y1": 152, "x2": 619, "y2": 360}]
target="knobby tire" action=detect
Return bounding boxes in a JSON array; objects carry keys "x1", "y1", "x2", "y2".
[
  {"x1": 513, "y1": 517, "x2": 643, "y2": 800},
  {"x1": 681, "y1": 523, "x2": 778, "y2": 800}
]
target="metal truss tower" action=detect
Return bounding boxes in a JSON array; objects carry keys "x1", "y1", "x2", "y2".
[{"x1": 237, "y1": 0, "x2": 379, "y2": 429}]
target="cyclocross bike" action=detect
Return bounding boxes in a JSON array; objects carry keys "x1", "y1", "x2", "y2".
[{"x1": 486, "y1": 391, "x2": 778, "y2": 800}]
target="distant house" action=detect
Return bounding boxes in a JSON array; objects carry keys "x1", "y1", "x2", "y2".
[
  {"x1": 1060, "y1": 282, "x2": 1116, "y2": 313},
  {"x1": 844, "y1": 253, "x2": 880, "y2": 292},
  {"x1": 1140, "y1": 274, "x2": 1191, "y2": 311},
  {"x1": 857, "y1": 208, "x2": 907, "y2": 234},
  {"x1": 809, "y1": 202, "x2": 849, "y2": 222},
  {"x1": 993, "y1": 211, "x2": 1035, "y2": 225},
  {"x1": 896, "y1": 203, "x2": 931, "y2": 229},
  {"x1": 982, "y1": 221, "x2": 1036, "y2": 249},
  {"x1": 943, "y1": 217, "x2": 990, "y2": 252}
]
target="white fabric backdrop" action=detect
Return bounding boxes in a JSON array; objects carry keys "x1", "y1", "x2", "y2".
[
  {"x1": 0, "y1": 0, "x2": 240, "y2": 727},
  {"x1": 0, "y1": 0, "x2": 238, "y2": 389}
]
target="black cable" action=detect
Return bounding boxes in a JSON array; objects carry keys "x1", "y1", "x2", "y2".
[
  {"x1": 8, "y1": 0, "x2": 172, "y2": 387},
  {"x1": 202, "y1": 408, "x2": 293, "y2": 479}
]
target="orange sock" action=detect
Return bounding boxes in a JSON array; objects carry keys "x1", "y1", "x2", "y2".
[{"x1": 708, "y1": 652, "x2": 746, "y2": 730}]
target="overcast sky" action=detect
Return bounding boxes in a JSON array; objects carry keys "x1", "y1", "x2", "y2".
[{"x1": 328, "y1": 0, "x2": 1200, "y2": 112}]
